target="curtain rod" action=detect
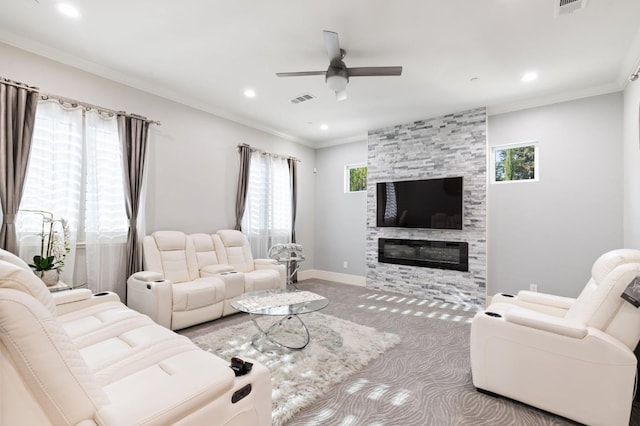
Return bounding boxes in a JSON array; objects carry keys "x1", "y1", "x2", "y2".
[
  {"x1": 39, "y1": 94, "x2": 161, "y2": 125},
  {"x1": 0, "y1": 78, "x2": 39, "y2": 92},
  {"x1": 1, "y1": 76, "x2": 161, "y2": 126},
  {"x1": 238, "y1": 143, "x2": 301, "y2": 163}
]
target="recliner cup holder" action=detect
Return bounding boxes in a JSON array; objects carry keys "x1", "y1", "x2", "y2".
[
  {"x1": 484, "y1": 311, "x2": 502, "y2": 318},
  {"x1": 93, "y1": 291, "x2": 110, "y2": 297},
  {"x1": 500, "y1": 293, "x2": 515, "y2": 298},
  {"x1": 148, "y1": 280, "x2": 167, "y2": 290}
]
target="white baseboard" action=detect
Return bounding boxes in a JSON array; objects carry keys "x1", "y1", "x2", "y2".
[{"x1": 298, "y1": 269, "x2": 366, "y2": 287}]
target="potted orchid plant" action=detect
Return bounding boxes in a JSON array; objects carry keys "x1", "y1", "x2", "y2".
[{"x1": 24, "y1": 211, "x2": 70, "y2": 286}]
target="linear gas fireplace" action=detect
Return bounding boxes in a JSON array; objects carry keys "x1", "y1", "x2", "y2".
[{"x1": 378, "y1": 238, "x2": 468, "y2": 272}]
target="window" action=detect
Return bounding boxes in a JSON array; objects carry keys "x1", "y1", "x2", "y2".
[
  {"x1": 241, "y1": 151, "x2": 292, "y2": 258},
  {"x1": 17, "y1": 100, "x2": 128, "y2": 286},
  {"x1": 491, "y1": 142, "x2": 539, "y2": 183},
  {"x1": 345, "y1": 164, "x2": 367, "y2": 192}
]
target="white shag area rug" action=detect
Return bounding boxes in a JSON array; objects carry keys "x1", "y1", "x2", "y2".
[{"x1": 192, "y1": 312, "x2": 400, "y2": 425}]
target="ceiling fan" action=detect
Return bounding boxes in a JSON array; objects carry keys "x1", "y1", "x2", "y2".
[{"x1": 276, "y1": 30, "x2": 403, "y2": 101}]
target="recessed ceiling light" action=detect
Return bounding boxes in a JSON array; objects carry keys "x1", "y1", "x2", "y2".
[
  {"x1": 521, "y1": 71, "x2": 538, "y2": 83},
  {"x1": 57, "y1": 3, "x2": 80, "y2": 18},
  {"x1": 243, "y1": 88, "x2": 256, "y2": 98},
  {"x1": 320, "y1": 124, "x2": 328, "y2": 131}
]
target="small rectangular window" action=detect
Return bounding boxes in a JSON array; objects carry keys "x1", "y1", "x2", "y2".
[
  {"x1": 491, "y1": 142, "x2": 539, "y2": 183},
  {"x1": 345, "y1": 164, "x2": 367, "y2": 193}
]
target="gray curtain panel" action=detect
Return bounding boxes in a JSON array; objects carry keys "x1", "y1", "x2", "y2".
[
  {"x1": 288, "y1": 158, "x2": 298, "y2": 282},
  {"x1": 235, "y1": 144, "x2": 252, "y2": 230},
  {"x1": 0, "y1": 79, "x2": 39, "y2": 254},
  {"x1": 118, "y1": 115, "x2": 149, "y2": 295}
]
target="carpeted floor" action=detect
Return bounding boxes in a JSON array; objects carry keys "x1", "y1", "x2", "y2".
[
  {"x1": 180, "y1": 280, "x2": 640, "y2": 425},
  {"x1": 187, "y1": 311, "x2": 399, "y2": 425}
]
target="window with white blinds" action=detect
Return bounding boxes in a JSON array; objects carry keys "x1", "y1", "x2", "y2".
[
  {"x1": 241, "y1": 151, "x2": 292, "y2": 258},
  {"x1": 84, "y1": 109, "x2": 128, "y2": 238},
  {"x1": 17, "y1": 102, "x2": 83, "y2": 236},
  {"x1": 17, "y1": 100, "x2": 128, "y2": 286}
]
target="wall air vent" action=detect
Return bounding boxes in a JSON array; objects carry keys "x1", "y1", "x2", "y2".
[
  {"x1": 289, "y1": 93, "x2": 316, "y2": 104},
  {"x1": 555, "y1": 0, "x2": 587, "y2": 16}
]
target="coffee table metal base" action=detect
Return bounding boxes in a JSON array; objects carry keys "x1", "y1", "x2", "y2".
[{"x1": 249, "y1": 312, "x2": 310, "y2": 350}]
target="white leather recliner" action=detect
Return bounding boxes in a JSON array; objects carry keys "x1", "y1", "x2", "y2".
[
  {"x1": 471, "y1": 249, "x2": 640, "y2": 426},
  {"x1": 128, "y1": 230, "x2": 227, "y2": 330},
  {"x1": 0, "y1": 248, "x2": 272, "y2": 425},
  {"x1": 127, "y1": 230, "x2": 286, "y2": 330},
  {"x1": 216, "y1": 230, "x2": 286, "y2": 292},
  {"x1": 191, "y1": 232, "x2": 246, "y2": 316}
]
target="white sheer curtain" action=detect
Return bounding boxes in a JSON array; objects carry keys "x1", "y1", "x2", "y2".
[
  {"x1": 241, "y1": 151, "x2": 292, "y2": 258},
  {"x1": 17, "y1": 101, "x2": 130, "y2": 297},
  {"x1": 84, "y1": 110, "x2": 128, "y2": 295},
  {"x1": 17, "y1": 101, "x2": 82, "y2": 285}
]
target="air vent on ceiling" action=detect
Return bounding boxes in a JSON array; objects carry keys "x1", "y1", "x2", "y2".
[
  {"x1": 555, "y1": 0, "x2": 587, "y2": 16},
  {"x1": 289, "y1": 93, "x2": 316, "y2": 104}
]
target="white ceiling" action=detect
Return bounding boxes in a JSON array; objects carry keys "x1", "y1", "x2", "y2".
[{"x1": 1, "y1": 0, "x2": 639, "y2": 147}]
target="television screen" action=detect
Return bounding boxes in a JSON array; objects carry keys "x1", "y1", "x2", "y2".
[{"x1": 376, "y1": 177, "x2": 463, "y2": 229}]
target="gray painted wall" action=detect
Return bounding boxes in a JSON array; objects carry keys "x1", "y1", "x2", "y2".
[
  {"x1": 0, "y1": 42, "x2": 317, "y2": 270},
  {"x1": 624, "y1": 81, "x2": 640, "y2": 248},
  {"x1": 314, "y1": 93, "x2": 625, "y2": 303},
  {"x1": 487, "y1": 92, "x2": 624, "y2": 298},
  {"x1": 314, "y1": 141, "x2": 368, "y2": 276}
]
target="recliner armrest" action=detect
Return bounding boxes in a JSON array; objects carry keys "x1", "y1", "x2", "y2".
[
  {"x1": 200, "y1": 264, "x2": 235, "y2": 276},
  {"x1": 516, "y1": 290, "x2": 575, "y2": 309},
  {"x1": 129, "y1": 270, "x2": 164, "y2": 282},
  {"x1": 505, "y1": 307, "x2": 587, "y2": 338},
  {"x1": 54, "y1": 290, "x2": 120, "y2": 315},
  {"x1": 254, "y1": 258, "x2": 277, "y2": 265},
  {"x1": 52, "y1": 288, "x2": 92, "y2": 306},
  {"x1": 127, "y1": 273, "x2": 173, "y2": 328}
]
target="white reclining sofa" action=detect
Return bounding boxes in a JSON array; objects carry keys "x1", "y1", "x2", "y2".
[
  {"x1": 471, "y1": 249, "x2": 640, "y2": 426},
  {"x1": 0, "y1": 248, "x2": 272, "y2": 426},
  {"x1": 127, "y1": 229, "x2": 285, "y2": 330}
]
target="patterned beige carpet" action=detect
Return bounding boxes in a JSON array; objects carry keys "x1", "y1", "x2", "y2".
[
  {"x1": 182, "y1": 280, "x2": 640, "y2": 425},
  {"x1": 184, "y1": 310, "x2": 399, "y2": 425}
]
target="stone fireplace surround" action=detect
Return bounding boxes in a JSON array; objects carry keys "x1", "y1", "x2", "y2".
[{"x1": 366, "y1": 107, "x2": 487, "y2": 307}]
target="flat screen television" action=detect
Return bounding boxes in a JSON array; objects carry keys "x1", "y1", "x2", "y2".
[{"x1": 376, "y1": 177, "x2": 463, "y2": 229}]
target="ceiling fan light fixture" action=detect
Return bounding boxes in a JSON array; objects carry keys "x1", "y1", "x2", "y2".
[
  {"x1": 326, "y1": 74, "x2": 348, "y2": 92},
  {"x1": 276, "y1": 30, "x2": 402, "y2": 101}
]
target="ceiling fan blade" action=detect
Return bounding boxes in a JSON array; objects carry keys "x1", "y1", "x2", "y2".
[
  {"x1": 335, "y1": 90, "x2": 347, "y2": 101},
  {"x1": 347, "y1": 66, "x2": 403, "y2": 77},
  {"x1": 276, "y1": 71, "x2": 326, "y2": 77},
  {"x1": 323, "y1": 30, "x2": 342, "y2": 62}
]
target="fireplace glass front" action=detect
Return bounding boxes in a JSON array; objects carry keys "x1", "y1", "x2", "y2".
[{"x1": 378, "y1": 238, "x2": 468, "y2": 272}]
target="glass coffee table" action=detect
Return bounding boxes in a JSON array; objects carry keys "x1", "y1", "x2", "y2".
[{"x1": 231, "y1": 289, "x2": 329, "y2": 350}]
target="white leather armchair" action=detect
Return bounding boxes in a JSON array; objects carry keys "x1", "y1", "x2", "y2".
[
  {"x1": 216, "y1": 230, "x2": 286, "y2": 291},
  {"x1": 471, "y1": 249, "x2": 640, "y2": 426}
]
